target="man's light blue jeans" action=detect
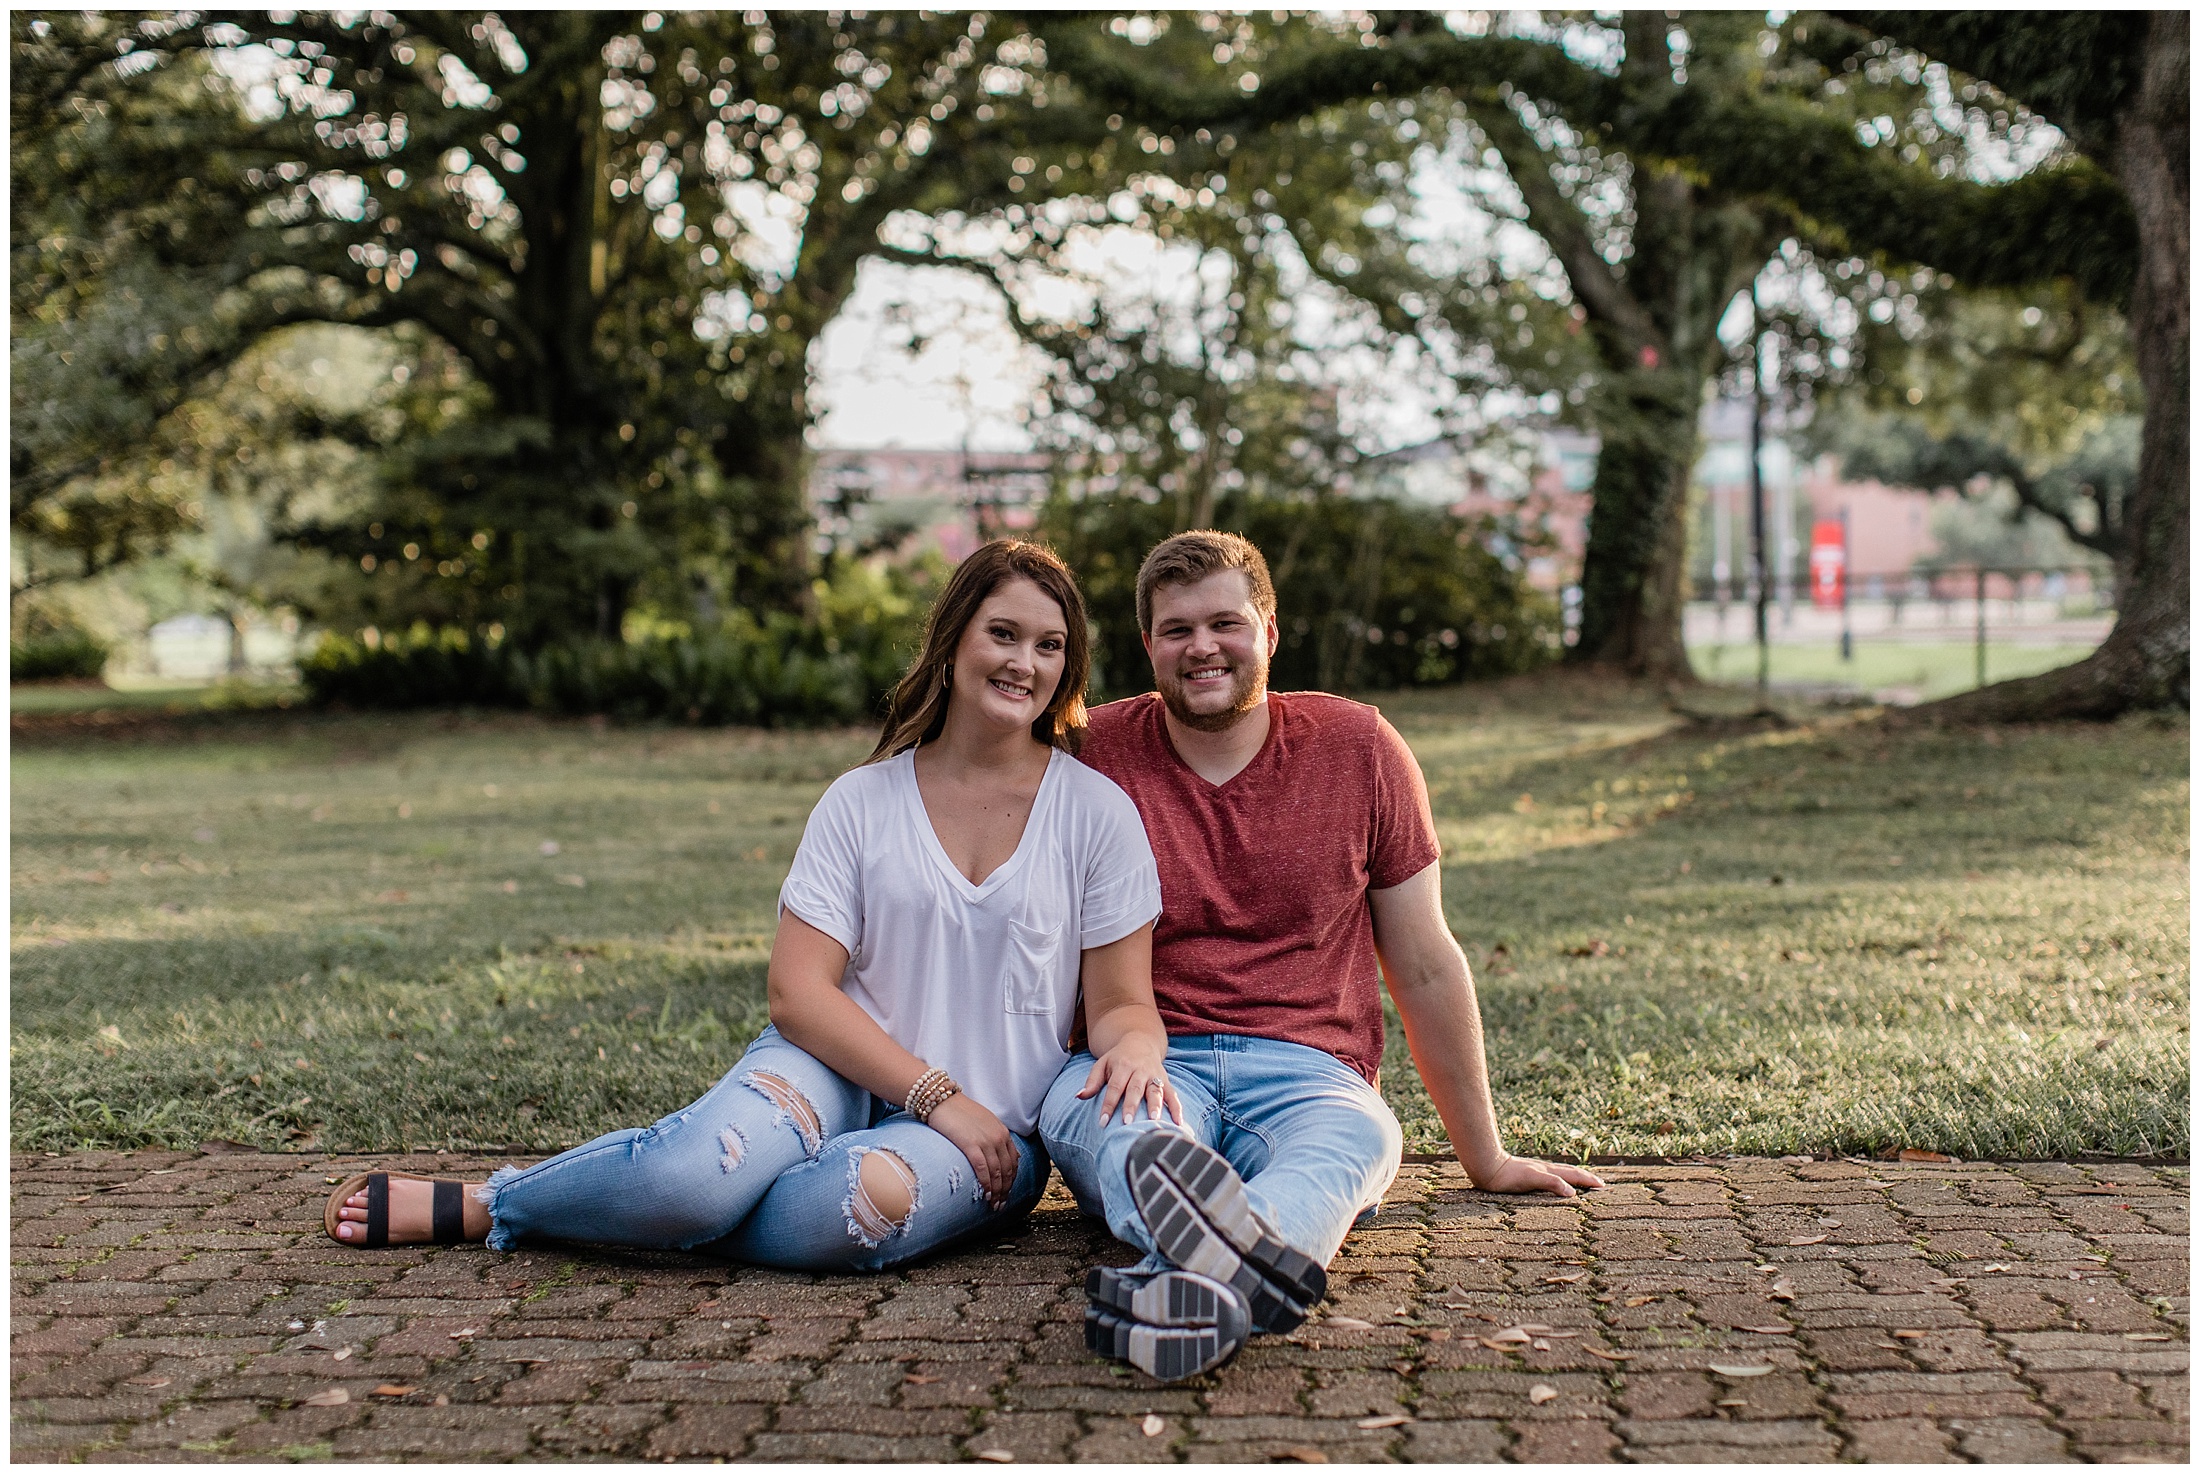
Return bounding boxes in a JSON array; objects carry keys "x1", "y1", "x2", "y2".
[
  {"x1": 478, "y1": 1027, "x2": 1048, "y2": 1271},
  {"x1": 1039, "y1": 1033, "x2": 1403, "y2": 1272}
]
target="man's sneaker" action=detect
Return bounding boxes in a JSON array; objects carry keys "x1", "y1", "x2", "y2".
[
  {"x1": 1086, "y1": 1265, "x2": 1243, "y2": 1327},
  {"x1": 1083, "y1": 1269, "x2": 1249, "y2": 1382},
  {"x1": 1125, "y1": 1131, "x2": 1328, "y2": 1333}
]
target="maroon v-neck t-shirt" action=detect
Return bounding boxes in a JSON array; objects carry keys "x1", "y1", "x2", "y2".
[{"x1": 1078, "y1": 691, "x2": 1442, "y2": 1084}]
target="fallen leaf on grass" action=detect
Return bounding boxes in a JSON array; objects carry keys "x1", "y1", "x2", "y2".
[
  {"x1": 1898, "y1": 1148, "x2": 1955, "y2": 1163},
  {"x1": 301, "y1": 1389, "x2": 349, "y2": 1407},
  {"x1": 1527, "y1": 1384, "x2": 1558, "y2": 1405},
  {"x1": 1141, "y1": 1415, "x2": 1166, "y2": 1437},
  {"x1": 557, "y1": 874, "x2": 587, "y2": 888},
  {"x1": 1356, "y1": 1414, "x2": 1411, "y2": 1429},
  {"x1": 372, "y1": 1385, "x2": 416, "y2": 1397},
  {"x1": 1564, "y1": 939, "x2": 1609, "y2": 958},
  {"x1": 1788, "y1": 1233, "x2": 1829, "y2": 1246},
  {"x1": 1583, "y1": 1347, "x2": 1634, "y2": 1362},
  {"x1": 1708, "y1": 1364, "x2": 1775, "y2": 1378}
]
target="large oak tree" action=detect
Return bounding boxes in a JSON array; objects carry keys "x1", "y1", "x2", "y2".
[
  {"x1": 1667, "y1": 12, "x2": 2184, "y2": 716},
  {"x1": 1035, "y1": 11, "x2": 2165, "y2": 698},
  {"x1": 17, "y1": 11, "x2": 1106, "y2": 643}
]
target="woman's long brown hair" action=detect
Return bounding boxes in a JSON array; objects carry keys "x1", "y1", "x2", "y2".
[{"x1": 867, "y1": 539, "x2": 1091, "y2": 763}]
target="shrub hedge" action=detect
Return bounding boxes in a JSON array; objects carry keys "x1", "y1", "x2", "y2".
[
  {"x1": 11, "y1": 629, "x2": 111, "y2": 683},
  {"x1": 302, "y1": 494, "x2": 1559, "y2": 721},
  {"x1": 1036, "y1": 490, "x2": 1561, "y2": 698}
]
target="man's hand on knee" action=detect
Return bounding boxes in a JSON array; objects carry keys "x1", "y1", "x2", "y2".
[{"x1": 1466, "y1": 1152, "x2": 1605, "y2": 1197}]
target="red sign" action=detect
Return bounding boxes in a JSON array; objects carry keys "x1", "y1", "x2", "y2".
[{"x1": 1809, "y1": 519, "x2": 1847, "y2": 608}]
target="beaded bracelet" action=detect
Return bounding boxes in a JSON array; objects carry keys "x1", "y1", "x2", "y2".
[{"x1": 905, "y1": 1066, "x2": 961, "y2": 1123}]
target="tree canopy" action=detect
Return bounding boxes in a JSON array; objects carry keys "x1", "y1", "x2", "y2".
[
  {"x1": 1036, "y1": 9, "x2": 2183, "y2": 711},
  {"x1": 14, "y1": 11, "x2": 1112, "y2": 645}
]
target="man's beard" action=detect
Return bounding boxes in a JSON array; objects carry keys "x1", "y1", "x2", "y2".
[{"x1": 1155, "y1": 657, "x2": 1267, "y2": 733}]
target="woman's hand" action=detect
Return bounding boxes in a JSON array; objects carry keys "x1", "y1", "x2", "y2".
[
  {"x1": 1075, "y1": 1034, "x2": 1184, "y2": 1128},
  {"x1": 925, "y1": 1092, "x2": 1019, "y2": 1207},
  {"x1": 1075, "y1": 926, "x2": 1179, "y2": 1128}
]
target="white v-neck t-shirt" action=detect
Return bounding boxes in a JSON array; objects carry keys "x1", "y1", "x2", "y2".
[{"x1": 776, "y1": 747, "x2": 1162, "y2": 1136}]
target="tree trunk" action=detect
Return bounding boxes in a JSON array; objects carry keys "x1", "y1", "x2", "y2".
[
  {"x1": 711, "y1": 376, "x2": 816, "y2": 614},
  {"x1": 1570, "y1": 388, "x2": 1700, "y2": 680},
  {"x1": 1907, "y1": 12, "x2": 2187, "y2": 722}
]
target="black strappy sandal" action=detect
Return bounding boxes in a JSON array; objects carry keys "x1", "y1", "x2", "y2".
[{"x1": 323, "y1": 1170, "x2": 471, "y2": 1248}]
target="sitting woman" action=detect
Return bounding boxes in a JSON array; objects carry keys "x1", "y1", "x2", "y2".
[{"x1": 325, "y1": 540, "x2": 1178, "y2": 1270}]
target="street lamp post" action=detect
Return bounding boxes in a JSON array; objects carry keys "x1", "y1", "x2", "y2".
[
  {"x1": 1749, "y1": 288, "x2": 1770, "y2": 697},
  {"x1": 1839, "y1": 507, "x2": 1853, "y2": 663}
]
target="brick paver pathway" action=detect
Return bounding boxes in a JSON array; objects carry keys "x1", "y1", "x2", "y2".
[{"x1": 11, "y1": 1151, "x2": 2188, "y2": 1462}]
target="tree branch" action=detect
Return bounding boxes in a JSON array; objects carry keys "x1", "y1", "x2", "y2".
[
  {"x1": 1468, "y1": 101, "x2": 1660, "y2": 352},
  {"x1": 1033, "y1": 18, "x2": 1615, "y2": 138},
  {"x1": 1639, "y1": 87, "x2": 2137, "y2": 308}
]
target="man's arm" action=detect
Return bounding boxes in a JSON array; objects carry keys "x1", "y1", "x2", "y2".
[{"x1": 1369, "y1": 863, "x2": 1605, "y2": 1197}]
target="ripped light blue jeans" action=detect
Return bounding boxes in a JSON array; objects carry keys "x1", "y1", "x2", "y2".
[{"x1": 478, "y1": 1027, "x2": 1048, "y2": 1271}]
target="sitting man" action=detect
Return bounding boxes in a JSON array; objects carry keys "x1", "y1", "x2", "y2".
[{"x1": 1044, "y1": 530, "x2": 1603, "y2": 1382}]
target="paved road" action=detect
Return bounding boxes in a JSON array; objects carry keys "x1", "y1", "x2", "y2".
[{"x1": 12, "y1": 1151, "x2": 2188, "y2": 1462}]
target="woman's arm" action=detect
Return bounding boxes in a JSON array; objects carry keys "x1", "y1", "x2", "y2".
[
  {"x1": 768, "y1": 909, "x2": 1018, "y2": 1200},
  {"x1": 767, "y1": 909, "x2": 926, "y2": 1101},
  {"x1": 1071, "y1": 924, "x2": 1183, "y2": 1127}
]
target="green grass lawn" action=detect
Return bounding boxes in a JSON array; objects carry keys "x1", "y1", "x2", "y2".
[
  {"x1": 10, "y1": 677, "x2": 303, "y2": 716},
  {"x1": 1688, "y1": 639, "x2": 2103, "y2": 701},
  {"x1": 11, "y1": 683, "x2": 2187, "y2": 1162}
]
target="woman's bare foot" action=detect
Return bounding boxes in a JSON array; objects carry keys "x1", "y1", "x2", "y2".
[{"x1": 332, "y1": 1178, "x2": 493, "y2": 1243}]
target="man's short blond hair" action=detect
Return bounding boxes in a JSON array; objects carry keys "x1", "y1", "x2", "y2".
[{"x1": 1135, "y1": 530, "x2": 1277, "y2": 633}]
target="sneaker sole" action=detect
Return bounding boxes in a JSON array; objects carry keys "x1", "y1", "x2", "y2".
[
  {"x1": 1085, "y1": 1303, "x2": 1243, "y2": 1382},
  {"x1": 1086, "y1": 1266, "x2": 1248, "y2": 1333},
  {"x1": 1126, "y1": 1132, "x2": 1328, "y2": 1332}
]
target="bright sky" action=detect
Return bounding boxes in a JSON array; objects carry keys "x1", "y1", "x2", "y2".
[{"x1": 810, "y1": 262, "x2": 1049, "y2": 452}]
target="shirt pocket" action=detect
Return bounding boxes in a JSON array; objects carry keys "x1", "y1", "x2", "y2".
[{"x1": 1003, "y1": 918, "x2": 1064, "y2": 1015}]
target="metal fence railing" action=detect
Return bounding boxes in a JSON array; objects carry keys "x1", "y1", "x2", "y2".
[{"x1": 1678, "y1": 565, "x2": 2115, "y2": 699}]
